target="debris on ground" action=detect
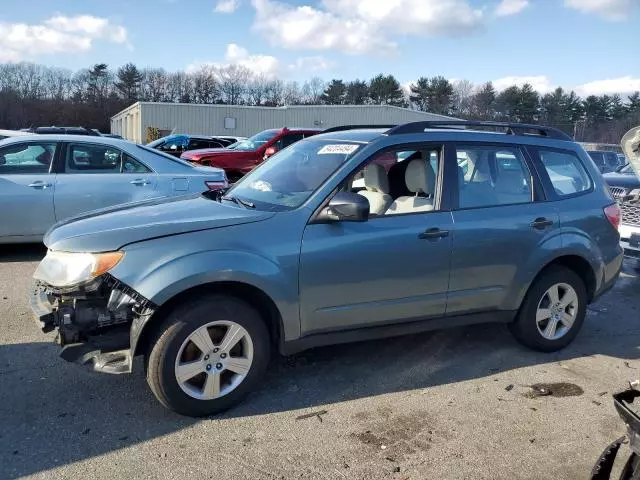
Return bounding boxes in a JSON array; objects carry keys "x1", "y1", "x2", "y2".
[
  {"x1": 524, "y1": 382, "x2": 584, "y2": 398},
  {"x1": 296, "y1": 410, "x2": 328, "y2": 422},
  {"x1": 625, "y1": 361, "x2": 636, "y2": 369},
  {"x1": 505, "y1": 384, "x2": 514, "y2": 392}
]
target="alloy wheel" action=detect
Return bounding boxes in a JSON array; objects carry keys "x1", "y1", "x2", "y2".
[
  {"x1": 535, "y1": 282, "x2": 579, "y2": 341},
  {"x1": 174, "y1": 321, "x2": 254, "y2": 400}
]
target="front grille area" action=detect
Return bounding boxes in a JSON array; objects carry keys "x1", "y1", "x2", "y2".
[
  {"x1": 621, "y1": 202, "x2": 640, "y2": 227},
  {"x1": 609, "y1": 186, "x2": 628, "y2": 200}
]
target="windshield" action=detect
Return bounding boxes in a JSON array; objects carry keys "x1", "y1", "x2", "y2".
[
  {"x1": 228, "y1": 130, "x2": 279, "y2": 151},
  {"x1": 225, "y1": 139, "x2": 363, "y2": 211}
]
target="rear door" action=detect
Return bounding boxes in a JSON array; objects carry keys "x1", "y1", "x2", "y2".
[
  {"x1": 447, "y1": 142, "x2": 560, "y2": 315},
  {"x1": 0, "y1": 141, "x2": 58, "y2": 238},
  {"x1": 53, "y1": 142, "x2": 160, "y2": 221}
]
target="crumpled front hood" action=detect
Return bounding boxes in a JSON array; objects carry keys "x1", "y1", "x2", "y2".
[
  {"x1": 45, "y1": 194, "x2": 275, "y2": 253},
  {"x1": 622, "y1": 126, "x2": 640, "y2": 182}
]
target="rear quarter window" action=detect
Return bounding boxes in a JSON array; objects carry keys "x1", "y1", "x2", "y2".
[{"x1": 536, "y1": 149, "x2": 592, "y2": 197}]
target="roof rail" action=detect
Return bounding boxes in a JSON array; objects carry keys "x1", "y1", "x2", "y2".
[
  {"x1": 386, "y1": 121, "x2": 573, "y2": 141},
  {"x1": 322, "y1": 125, "x2": 397, "y2": 134}
]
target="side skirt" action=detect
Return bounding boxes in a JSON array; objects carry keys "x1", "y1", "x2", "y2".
[{"x1": 280, "y1": 310, "x2": 516, "y2": 355}]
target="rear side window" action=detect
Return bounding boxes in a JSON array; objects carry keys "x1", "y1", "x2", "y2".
[
  {"x1": 537, "y1": 149, "x2": 591, "y2": 197},
  {"x1": 66, "y1": 144, "x2": 151, "y2": 174},
  {"x1": 456, "y1": 145, "x2": 533, "y2": 209}
]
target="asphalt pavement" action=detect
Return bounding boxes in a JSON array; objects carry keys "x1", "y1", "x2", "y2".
[{"x1": 1, "y1": 244, "x2": 639, "y2": 479}]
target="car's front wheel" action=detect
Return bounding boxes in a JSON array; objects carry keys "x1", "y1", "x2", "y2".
[
  {"x1": 509, "y1": 266, "x2": 587, "y2": 352},
  {"x1": 145, "y1": 295, "x2": 270, "y2": 417}
]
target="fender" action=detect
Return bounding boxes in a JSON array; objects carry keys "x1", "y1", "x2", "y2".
[
  {"x1": 111, "y1": 247, "x2": 300, "y2": 357},
  {"x1": 504, "y1": 229, "x2": 602, "y2": 311}
]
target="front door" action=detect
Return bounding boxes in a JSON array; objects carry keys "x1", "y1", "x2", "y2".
[
  {"x1": 0, "y1": 141, "x2": 58, "y2": 238},
  {"x1": 53, "y1": 142, "x2": 159, "y2": 221},
  {"x1": 298, "y1": 144, "x2": 453, "y2": 335}
]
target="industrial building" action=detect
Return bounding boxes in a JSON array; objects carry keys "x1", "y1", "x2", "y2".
[{"x1": 110, "y1": 102, "x2": 456, "y2": 143}]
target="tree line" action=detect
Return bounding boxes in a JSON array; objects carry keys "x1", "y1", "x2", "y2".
[{"x1": 1, "y1": 62, "x2": 639, "y2": 143}]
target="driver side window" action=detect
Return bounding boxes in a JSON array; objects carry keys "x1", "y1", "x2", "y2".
[{"x1": 348, "y1": 147, "x2": 442, "y2": 216}]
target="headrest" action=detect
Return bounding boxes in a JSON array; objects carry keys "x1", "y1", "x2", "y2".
[
  {"x1": 364, "y1": 163, "x2": 390, "y2": 194},
  {"x1": 405, "y1": 159, "x2": 436, "y2": 194}
]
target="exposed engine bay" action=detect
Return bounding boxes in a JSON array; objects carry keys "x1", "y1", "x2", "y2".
[{"x1": 31, "y1": 274, "x2": 156, "y2": 374}]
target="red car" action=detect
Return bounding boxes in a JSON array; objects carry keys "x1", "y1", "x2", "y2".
[{"x1": 181, "y1": 127, "x2": 321, "y2": 182}]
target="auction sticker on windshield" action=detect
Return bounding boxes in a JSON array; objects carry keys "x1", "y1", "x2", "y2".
[{"x1": 318, "y1": 144, "x2": 359, "y2": 155}]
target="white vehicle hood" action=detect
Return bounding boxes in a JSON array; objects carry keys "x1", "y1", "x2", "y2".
[{"x1": 622, "y1": 126, "x2": 640, "y2": 182}]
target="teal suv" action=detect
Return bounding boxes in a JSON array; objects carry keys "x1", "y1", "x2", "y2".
[{"x1": 31, "y1": 121, "x2": 623, "y2": 416}]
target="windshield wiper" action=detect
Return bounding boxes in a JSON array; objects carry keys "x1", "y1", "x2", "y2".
[{"x1": 221, "y1": 194, "x2": 255, "y2": 209}]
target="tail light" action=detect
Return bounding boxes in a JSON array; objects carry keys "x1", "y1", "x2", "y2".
[
  {"x1": 205, "y1": 180, "x2": 227, "y2": 191},
  {"x1": 604, "y1": 203, "x2": 621, "y2": 230}
]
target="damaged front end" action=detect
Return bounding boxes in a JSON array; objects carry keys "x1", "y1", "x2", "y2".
[{"x1": 31, "y1": 273, "x2": 155, "y2": 374}]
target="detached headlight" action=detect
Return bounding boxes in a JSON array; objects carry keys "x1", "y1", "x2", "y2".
[{"x1": 34, "y1": 251, "x2": 124, "y2": 288}]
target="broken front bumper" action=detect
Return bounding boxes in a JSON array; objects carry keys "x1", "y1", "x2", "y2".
[{"x1": 30, "y1": 275, "x2": 156, "y2": 375}]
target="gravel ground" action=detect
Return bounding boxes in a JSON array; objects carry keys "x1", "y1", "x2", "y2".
[{"x1": 0, "y1": 244, "x2": 639, "y2": 480}]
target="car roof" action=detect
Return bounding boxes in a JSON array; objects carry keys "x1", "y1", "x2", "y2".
[
  {"x1": 0, "y1": 129, "x2": 30, "y2": 137},
  {"x1": 311, "y1": 129, "x2": 388, "y2": 143},
  {"x1": 0, "y1": 134, "x2": 135, "y2": 147}
]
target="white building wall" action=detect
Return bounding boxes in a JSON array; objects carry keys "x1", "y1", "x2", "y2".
[{"x1": 111, "y1": 102, "x2": 456, "y2": 142}]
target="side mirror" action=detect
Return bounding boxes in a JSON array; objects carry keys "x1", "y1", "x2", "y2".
[
  {"x1": 264, "y1": 146, "x2": 278, "y2": 159},
  {"x1": 320, "y1": 192, "x2": 369, "y2": 223}
]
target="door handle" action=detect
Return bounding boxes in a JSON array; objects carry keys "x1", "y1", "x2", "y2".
[
  {"x1": 130, "y1": 179, "x2": 151, "y2": 186},
  {"x1": 28, "y1": 181, "x2": 52, "y2": 189},
  {"x1": 530, "y1": 217, "x2": 554, "y2": 230},
  {"x1": 419, "y1": 228, "x2": 450, "y2": 240}
]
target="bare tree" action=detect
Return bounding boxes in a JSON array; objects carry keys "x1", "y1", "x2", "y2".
[
  {"x1": 283, "y1": 81, "x2": 302, "y2": 105},
  {"x1": 140, "y1": 68, "x2": 169, "y2": 102},
  {"x1": 247, "y1": 74, "x2": 270, "y2": 106},
  {"x1": 166, "y1": 72, "x2": 193, "y2": 103},
  {"x1": 301, "y1": 77, "x2": 325, "y2": 104},
  {"x1": 217, "y1": 65, "x2": 251, "y2": 105},
  {"x1": 264, "y1": 79, "x2": 284, "y2": 106},
  {"x1": 43, "y1": 67, "x2": 72, "y2": 100},
  {"x1": 452, "y1": 79, "x2": 474, "y2": 117},
  {"x1": 191, "y1": 65, "x2": 219, "y2": 104}
]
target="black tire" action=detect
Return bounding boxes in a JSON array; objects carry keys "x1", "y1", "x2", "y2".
[
  {"x1": 145, "y1": 295, "x2": 271, "y2": 417},
  {"x1": 509, "y1": 266, "x2": 588, "y2": 352}
]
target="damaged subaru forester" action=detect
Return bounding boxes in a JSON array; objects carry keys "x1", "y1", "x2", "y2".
[{"x1": 31, "y1": 122, "x2": 623, "y2": 417}]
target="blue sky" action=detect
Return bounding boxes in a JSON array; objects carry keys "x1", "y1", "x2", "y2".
[{"x1": 1, "y1": 0, "x2": 639, "y2": 96}]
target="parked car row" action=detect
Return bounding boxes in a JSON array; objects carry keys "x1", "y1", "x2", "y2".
[
  {"x1": 147, "y1": 134, "x2": 246, "y2": 157},
  {"x1": 29, "y1": 120, "x2": 624, "y2": 417}
]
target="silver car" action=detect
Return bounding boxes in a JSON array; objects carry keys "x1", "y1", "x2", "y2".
[{"x1": 0, "y1": 135, "x2": 228, "y2": 243}]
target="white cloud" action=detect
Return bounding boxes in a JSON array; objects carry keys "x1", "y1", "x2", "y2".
[
  {"x1": 495, "y1": 0, "x2": 529, "y2": 16},
  {"x1": 44, "y1": 15, "x2": 128, "y2": 43},
  {"x1": 287, "y1": 56, "x2": 333, "y2": 73},
  {"x1": 251, "y1": 0, "x2": 483, "y2": 55},
  {"x1": 575, "y1": 77, "x2": 640, "y2": 97},
  {"x1": 493, "y1": 75, "x2": 556, "y2": 93},
  {"x1": 565, "y1": 0, "x2": 637, "y2": 21},
  {"x1": 0, "y1": 15, "x2": 128, "y2": 61},
  {"x1": 214, "y1": 0, "x2": 239, "y2": 13},
  {"x1": 187, "y1": 43, "x2": 281, "y2": 79}
]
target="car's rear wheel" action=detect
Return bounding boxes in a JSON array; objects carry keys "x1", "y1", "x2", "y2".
[
  {"x1": 145, "y1": 295, "x2": 270, "y2": 417},
  {"x1": 509, "y1": 266, "x2": 587, "y2": 352}
]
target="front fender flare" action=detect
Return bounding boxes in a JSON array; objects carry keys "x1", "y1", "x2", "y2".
[{"x1": 126, "y1": 249, "x2": 299, "y2": 356}]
